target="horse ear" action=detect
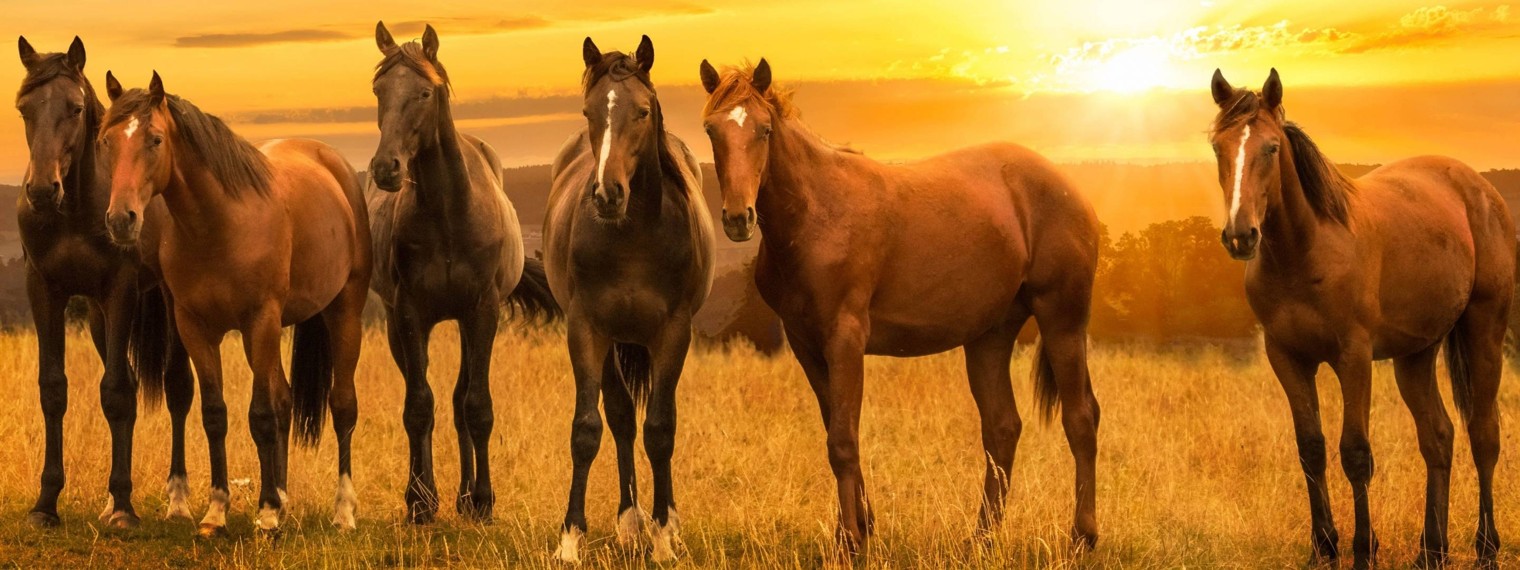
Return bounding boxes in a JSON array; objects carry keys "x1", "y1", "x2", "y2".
[
  {"x1": 1262, "y1": 68, "x2": 1283, "y2": 110},
  {"x1": 375, "y1": 21, "x2": 396, "y2": 53},
  {"x1": 18, "y1": 36, "x2": 38, "y2": 69},
  {"x1": 148, "y1": 71, "x2": 165, "y2": 106},
  {"x1": 635, "y1": 35, "x2": 654, "y2": 73},
  {"x1": 1210, "y1": 69, "x2": 1233, "y2": 107},
  {"x1": 752, "y1": 58, "x2": 772, "y2": 94},
  {"x1": 422, "y1": 24, "x2": 439, "y2": 61},
  {"x1": 699, "y1": 59, "x2": 720, "y2": 94},
  {"x1": 105, "y1": 70, "x2": 122, "y2": 102},
  {"x1": 66, "y1": 36, "x2": 86, "y2": 72},
  {"x1": 582, "y1": 37, "x2": 601, "y2": 68}
]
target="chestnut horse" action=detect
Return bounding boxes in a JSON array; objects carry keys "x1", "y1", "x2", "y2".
[
  {"x1": 698, "y1": 60, "x2": 1102, "y2": 555},
  {"x1": 546, "y1": 37, "x2": 714, "y2": 563},
  {"x1": 367, "y1": 22, "x2": 559, "y2": 525},
  {"x1": 99, "y1": 72, "x2": 372, "y2": 536},
  {"x1": 14, "y1": 36, "x2": 197, "y2": 529},
  {"x1": 1209, "y1": 69, "x2": 1511, "y2": 569}
]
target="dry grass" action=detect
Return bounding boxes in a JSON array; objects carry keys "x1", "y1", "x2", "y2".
[{"x1": 0, "y1": 324, "x2": 1516, "y2": 568}]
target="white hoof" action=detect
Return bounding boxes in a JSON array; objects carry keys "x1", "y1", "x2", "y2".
[
  {"x1": 256, "y1": 505, "x2": 280, "y2": 532},
  {"x1": 98, "y1": 494, "x2": 115, "y2": 522},
  {"x1": 616, "y1": 506, "x2": 646, "y2": 546},
  {"x1": 651, "y1": 509, "x2": 683, "y2": 563},
  {"x1": 553, "y1": 528, "x2": 584, "y2": 564},
  {"x1": 198, "y1": 488, "x2": 230, "y2": 533},
  {"x1": 165, "y1": 476, "x2": 193, "y2": 520},
  {"x1": 332, "y1": 474, "x2": 358, "y2": 530}
]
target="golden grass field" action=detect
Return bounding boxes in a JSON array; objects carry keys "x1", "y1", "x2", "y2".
[{"x1": 0, "y1": 324, "x2": 1516, "y2": 568}]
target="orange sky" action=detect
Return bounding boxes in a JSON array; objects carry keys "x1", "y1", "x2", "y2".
[{"x1": 5, "y1": 1, "x2": 1520, "y2": 181}]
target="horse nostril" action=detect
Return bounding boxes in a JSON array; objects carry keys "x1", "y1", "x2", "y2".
[
  {"x1": 1248, "y1": 227, "x2": 1260, "y2": 243},
  {"x1": 389, "y1": 158, "x2": 401, "y2": 171},
  {"x1": 127, "y1": 210, "x2": 138, "y2": 223},
  {"x1": 745, "y1": 207, "x2": 756, "y2": 224}
]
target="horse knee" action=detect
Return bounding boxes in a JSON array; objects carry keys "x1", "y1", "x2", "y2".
[
  {"x1": 38, "y1": 371, "x2": 67, "y2": 417},
  {"x1": 826, "y1": 434, "x2": 860, "y2": 475},
  {"x1": 1059, "y1": 402, "x2": 1098, "y2": 449},
  {"x1": 1421, "y1": 420, "x2": 1454, "y2": 470},
  {"x1": 983, "y1": 414, "x2": 1022, "y2": 458},
  {"x1": 1340, "y1": 438, "x2": 1375, "y2": 483},
  {"x1": 644, "y1": 416, "x2": 676, "y2": 461},
  {"x1": 402, "y1": 390, "x2": 434, "y2": 433},
  {"x1": 570, "y1": 414, "x2": 603, "y2": 463},
  {"x1": 1296, "y1": 433, "x2": 1329, "y2": 473}
]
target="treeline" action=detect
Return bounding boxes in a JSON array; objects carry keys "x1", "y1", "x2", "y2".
[{"x1": 1088, "y1": 216, "x2": 1256, "y2": 341}]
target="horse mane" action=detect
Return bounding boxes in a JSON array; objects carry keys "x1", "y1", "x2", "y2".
[
  {"x1": 582, "y1": 50, "x2": 689, "y2": 197},
  {"x1": 374, "y1": 41, "x2": 450, "y2": 92},
  {"x1": 1212, "y1": 89, "x2": 1351, "y2": 226},
  {"x1": 104, "y1": 90, "x2": 272, "y2": 198},
  {"x1": 701, "y1": 60, "x2": 797, "y2": 120}
]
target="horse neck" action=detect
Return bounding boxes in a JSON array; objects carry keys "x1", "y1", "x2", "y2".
[
  {"x1": 625, "y1": 123, "x2": 672, "y2": 225},
  {"x1": 411, "y1": 91, "x2": 474, "y2": 214},
  {"x1": 1258, "y1": 147, "x2": 1327, "y2": 268},
  {"x1": 60, "y1": 101, "x2": 103, "y2": 219},
  {"x1": 160, "y1": 148, "x2": 247, "y2": 240},
  {"x1": 756, "y1": 118, "x2": 846, "y2": 246}
]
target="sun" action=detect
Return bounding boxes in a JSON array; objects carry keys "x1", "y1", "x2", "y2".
[{"x1": 1079, "y1": 43, "x2": 1177, "y2": 93}]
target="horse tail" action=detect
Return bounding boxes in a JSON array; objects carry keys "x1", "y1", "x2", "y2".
[
  {"x1": 608, "y1": 343, "x2": 653, "y2": 407},
  {"x1": 1031, "y1": 336, "x2": 1061, "y2": 421},
  {"x1": 1444, "y1": 324, "x2": 1475, "y2": 423},
  {"x1": 291, "y1": 315, "x2": 334, "y2": 447},
  {"x1": 506, "y1": 257, "x2": 563, "y2": 323},
  {"x1": 130, "y1": 287, "x2": 170, "y2": 406}
]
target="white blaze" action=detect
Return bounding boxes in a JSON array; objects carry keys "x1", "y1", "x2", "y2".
[
  {"x1": 727, "y1": 105, "x2": 747, "y2": 127},
  {"x1": 124, "y1": 116, "x2": 139, "y2": 139},
  {"x1": 1229, "y1": 125, "x2": 1251, "y2": 223},
  {"x1": 596, "y1": 89, "x2": 617, "y2": 185}
]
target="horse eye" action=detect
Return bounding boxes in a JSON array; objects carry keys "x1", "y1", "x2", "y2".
[
  {"x1": 703, "y1": 124, "x2": 713, "y2": 135},
  {"x1": 761, "y1": 125, "x2": 773, "y2": 137},
  {"x1": 71, "y1": 106, "x2": 84, "y2": 117},
  {"x1": 638, "y1": 108, "x2": 651, "y2": 119},
  {"x1": 420, "y1": 90, "x2": 432, "y2": 100},
  {"x1": 151, "y1": 135, "x2": 164, "y2": 147},
  {"x1": 1265, "y1": 143, "x2": 1280, "y2": 155}
]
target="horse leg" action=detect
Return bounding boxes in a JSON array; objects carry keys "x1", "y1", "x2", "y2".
[
  {"x1": 163, "y1": 300, "x2": 196, "y2": 520},
  {"x1": 1264, "y1": 341, "x2": 1337, "y2": 562},
  {"x1": 457, "y1": 305, "x2": 500, "y2": 521},
  {"x1": 1330, "y1": 346, "x2": 1378, "y2": 570},
  {"x1": 822, "y1": 311, "x2": 871, "y2": 556},
  {"x1": 322, "y1": 284, "x2": 366, "y2": 530},
  {"x1": 1031, "y1": 293, "x2": 1100, "y2": 550},
  {"x1": 388, "y1": 300, "x2": 438, "y2": 524},
  {"x1": 786, "y1": 331, "x2": 831, "y2": 429},
  {"x1": 554, "y1": 314, "x2": 611, "y2": 564},
  {"x1": 1452, "y1": 304, "x2": 1507, "y2": 568},
  {"x1": 177, "y1": 314, "x2": 230, "y2": 538},
  {"x1": 97, "y1": 280, "x2": 140, "y2": 529},
  {"x1": 965, "y1": 317, "x2": 1026, "y2": 540},
  {"x1": 451, "y1": 328, "x2": 477, "y2": 519},
  {"x1": 25, "y1": 271, "x2": 67, "y2": 528},
  {"x1": 243, "y1": 309, "x2": 291, "y2": 536},
  {"x1": 1393, "y1": 344, "x2": 1452, "y2": 567},
  {"x1": 646, "y1": 322, "x2": 693, "y2": 562},
  {"x1": 601, "y1": 344, "x2": 643, "y2": 547}
]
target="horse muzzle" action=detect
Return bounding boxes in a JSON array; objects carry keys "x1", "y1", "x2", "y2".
[
  {"x1": 1221, "y1": 227, "x2": 1260, "y2": 260},
  {"x1": 105, "y1": 209, "x2": 142, "y2": 246},
  {"x1": 721, "y1": 206, "x2": 757, "y2": 242},
  {"x1": 369, "y1": 156, "x2": 404, "y2": 192},
  {"x1": 591, "y1": 181, "x2": 627, "y2": 220}
]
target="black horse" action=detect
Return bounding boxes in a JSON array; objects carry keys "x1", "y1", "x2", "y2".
[
  {"x1": 14, "y1": 36, "x2": 194, "y2": 528},
  {"x1": 545, "y1": 36, "x2": 716, "y2": 563},
  {"x1": 366, "y1": 22, "x2": 559, "y2": 524}
]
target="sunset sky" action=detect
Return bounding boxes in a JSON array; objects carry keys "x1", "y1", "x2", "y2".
[{"x1": 4, "y1": 1, "x2": 1520, "y2": 182}]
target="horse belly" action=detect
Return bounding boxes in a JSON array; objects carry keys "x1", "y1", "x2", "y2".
[{"x1": 284, "y1": 203, "x2": 357, "y2": 324}]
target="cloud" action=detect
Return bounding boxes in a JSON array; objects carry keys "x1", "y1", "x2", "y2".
[
  {"x1": 1341, "y1": 5, "x2": 1512, "y2": 53},
  {"x1": 384, "y1": 16, "x2": 554, "y2": 37},
  {"x1": 175, "y1": 29, "x2": 353, "y2": 48}
]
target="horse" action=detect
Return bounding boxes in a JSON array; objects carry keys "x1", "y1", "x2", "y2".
[
  {"x1": 98, "y1": 71, "x2": 372, "y2": 536},
  {"x1": 1209, "y1": 69, "x2": 1512, "y2": 569},
  {"x1": 697, "y1": 59, "x2": 1103, "y2": 556},
  {"x1": 13, "y1": 36, "x2": 195, "y2": 529},
  {"x1": 366, "y1": 22, "x2": 559, "y2": 524},
  {"x1": 545, "y1": 36, "x2": 715, "y2": 563}
]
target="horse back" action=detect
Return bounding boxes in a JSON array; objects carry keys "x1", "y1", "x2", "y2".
[{"x1": 258, "y1": 138, "x2": 372, "y2": 321}]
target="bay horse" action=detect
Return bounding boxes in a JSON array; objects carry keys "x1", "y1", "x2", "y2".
[
  {"x1": 14, "y1": 36, "x2": 195, "y2": 529},
  {"x1": 367, "y1": 22, "x2": 559, "y2": 524},
  {"x1": 697, "y1": 59, "x2": 1103, "y2": 556},
  {"x1": 546, "y1": 36, "x2": 715, "y2": 563},
  {"x1": 1209, "y1": 69, "x2": 1512, "y2": 569},
  {"x1": 99, "y1": 71, "x2": 372, "y2": 536}
]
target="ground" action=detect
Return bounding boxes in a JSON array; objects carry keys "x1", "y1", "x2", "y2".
[{"x1": 0, "y1": 325, "x2": 1515, "y2": 568}]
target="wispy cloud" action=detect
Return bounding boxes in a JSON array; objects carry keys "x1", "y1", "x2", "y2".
[
  {"x1": 1342, "y1": 5, "x2": 1512, "y2": 53},
  {"x1": 175, "y1": 29, "x2": 353, "y2": 48}
]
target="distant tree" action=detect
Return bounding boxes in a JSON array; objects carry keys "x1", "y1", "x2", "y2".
[{"x1": 1091, "y1": 216, "x2": 1256, "y2": 340}]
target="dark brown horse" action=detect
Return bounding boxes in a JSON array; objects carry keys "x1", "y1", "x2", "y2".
[
  {"x1": 13, "y1": 36, "x2": 194, "y2": 529},
  {"x1": 1209, "y1": 69, "x2": 1512, "y2": 569},
  {"x1": 697, "y1": 60, "x2": 1103, "y2": 556},
  {"x1": 546, "y1": 36, "x2": 714, "y2": 563},
  {"x1": 99, "y1": 71, "x2": 372, "y2": 536},
  {"x1": 366, "y1": 22, "x2": 558, "y2": 524}
]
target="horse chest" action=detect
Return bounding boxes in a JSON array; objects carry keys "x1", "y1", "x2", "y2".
[{"x1": 22, "y1": 227, "x2": 124, "y2": 294}]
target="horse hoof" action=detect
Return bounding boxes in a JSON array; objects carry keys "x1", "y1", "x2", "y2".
[
  {"x1": 650, "y1": 510, "x2": 683, "y2": 563},
  {"x1": 554, "y1": 528, "x2": 584, "y2": 564},
  {"x1": 406, "y1": 507, "x2": 436, "y2": 525},
  {"x1": 27, "y1": 511, "x2": 60, "y2": 528},
  {"x1": 615, "y1": 507, "x2": 646, "y2": 547},
  {"x1": 195, "y1": 523, "x2": 227, "y2": 539},
  {"x1": 256, "y1": 526, "x2": 282, "y2": 544},
  {"x1": 106, "y1": 511, "x2": 141, "y2": 530}
]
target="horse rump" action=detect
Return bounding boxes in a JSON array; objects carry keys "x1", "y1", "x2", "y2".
[{"x1": 291, "y1": 315, "x2": 335, "y2": 446}]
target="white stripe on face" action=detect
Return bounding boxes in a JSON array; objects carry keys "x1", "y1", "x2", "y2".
[
  {"x1": 124, "y1": 116, "x2": 139, "y2": 139},
  {"x1": 1229, "y1": 125, "x2": 1251, "y2": 222},
  {"x1": 727, "y1": 105, "x2": 747, "y2": 127},
  {"x1": 597, "y1": 88, "x2": 617, "y2": 185}
]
